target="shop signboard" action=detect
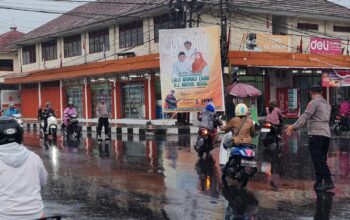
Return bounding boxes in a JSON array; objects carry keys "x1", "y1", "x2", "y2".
[
  {"x1": 322, "y1": 70, "x2": 350, "y2": 87},
  {"x1": 159, "y1": 26, "x2": 225, "y2": 112},
  {"x1": 310, "y1": 38, "x2": 342, "y2": 55},
  {"x1": 244, "y1": 33, "x2": 290, "y2": 52}
]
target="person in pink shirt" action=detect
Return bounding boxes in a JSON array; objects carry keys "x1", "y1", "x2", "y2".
[
  {"x1": 266, "y1": 100, "x2": 285, "y2": 136},
  {"x1": 339, "y1": 99, "x2": 350, "y2": 117}
]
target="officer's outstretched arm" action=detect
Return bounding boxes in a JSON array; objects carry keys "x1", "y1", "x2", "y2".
[{"x1": 293, "y1": 101, "x2": 317, "y2": 130}]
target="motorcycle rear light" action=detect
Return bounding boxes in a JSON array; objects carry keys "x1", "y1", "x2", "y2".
[
  {"x1": 264, "y1": 123, "x2": 271, "y2": 128},
  {"x1": 245, "y1": 149, "x2": 254, "y2": 157},
  {"x1": 336, "y1": 116, "x2": 341, "y2": 120},
  {"x1": 199, "y1": 129, "x2": 209, "y2": 136}
]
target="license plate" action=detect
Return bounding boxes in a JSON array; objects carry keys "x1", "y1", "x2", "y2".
[
  {"x1": 241, "y1": 159, "x2": 257, "y2": 167},
  {"x1": 261, "y1": 128, "x2": 271, "y2": 132}
]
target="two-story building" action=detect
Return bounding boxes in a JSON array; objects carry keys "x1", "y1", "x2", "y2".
[
  {"x1": 0, "y1": 26, "x2": 24, "y2": 109},
  {"x1": 5, "y1": 0, "x2": 350, "y2": 121}
]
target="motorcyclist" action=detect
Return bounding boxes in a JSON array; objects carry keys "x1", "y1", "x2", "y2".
[
  {"x1": 199, "y1": 102, "x2": 221, "y2": 144},
  {"x1": 42, "y1": 102, "x2": 55, "y2": 134},
  {"x1": 62, "y1": 101, "x2": 78, "y2": 131},
  {"x1": 222, "y1": 103, "x2": 255, "y2": 146},
  {"x1": 266, "y1": 100, "x2": 285, "y2": 138},
  {"x1": 0, "y1": 117, "x2": 48, "y2": 219},
  {"x1": 5, "y1": 103, "x2": 18, "y2": 117}
]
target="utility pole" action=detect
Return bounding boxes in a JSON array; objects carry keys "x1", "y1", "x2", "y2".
[
  {"x1": 169, "y1": 0, "x2": 204, "y2": 28},
  {"x1": 220, "y1": 0, "x2": 229, "y2": 76}
]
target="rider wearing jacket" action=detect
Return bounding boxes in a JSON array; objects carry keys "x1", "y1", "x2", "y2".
[
  {"x1": 223, "y1": 103, "x2": 255, "y2": 145},
  {"x1": 42, "y1": 102, "x2": 55, "y2": 134},
  {"x1": 0, "y1": 117, "x2": 48, "y2": 219},
  {"x1": 63, "y1": 101, "x2": 78, "y2": 129},
  {"x1": 200, "y1": 102, "x2": 221, "y2": 144},
  {"x1": 5, "y1": 103, "x2": 18, "y2": 117}
]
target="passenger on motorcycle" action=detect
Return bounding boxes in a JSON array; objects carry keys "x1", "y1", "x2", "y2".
[
  {"x1": 42, "y1": 102, "x2": 55, "y2": 134},
  {"x1": 62, "y1": 101, "x2": 78, "y2": 129},
  {"x1": 199, "y1": 102, "x2": 221, "y2": 144},
  {"x1": 0, "y1": 117, "x2": 48, "y2": 220},
  {"x1": 222, "y1": 103, "x2": 255, "y2": 147},
  {"x1": 4, "y1": 103, "x2": 18, "y2": 117},
  {"x1": 266, "y1": 100, "x2": 285, "y2": 138}
]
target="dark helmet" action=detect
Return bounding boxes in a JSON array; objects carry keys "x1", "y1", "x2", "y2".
[{"x1": 0, "y1": 117, "x2": 23, "y2": 145}]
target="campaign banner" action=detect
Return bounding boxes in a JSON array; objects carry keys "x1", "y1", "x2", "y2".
[
  {"x1": 322, "y1": 70, "x2": 350, "y2": 87},
  {"x1": 244, "y1": 33, "x2": 290, "y2": 52},
  {"x1": 310, "y1": 38, "x2": 342, "y2": 55},
  {"x1": 159, "y1": 26, "x2": 225, "y2": 112}
]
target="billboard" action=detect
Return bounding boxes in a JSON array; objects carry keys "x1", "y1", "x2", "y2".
[
  {"x1": 322, "y1": 70, "x2": 350, "y2": 87},
  {"x1": 159, "y1": 26, "x2": 224, "y2": 112},
  {"x1": 244, "y1": 33, "x2": 290, "y2": 52},
  {"x1": 310, "y1": 38, "x2": 342, "y2": 55},
  {"x1": 1, "y1": 90, "x2": 21, "y2": 110}
]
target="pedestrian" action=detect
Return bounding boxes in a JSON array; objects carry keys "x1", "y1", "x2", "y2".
[
  {"x1": 287, "y1": 85, "x2": 334, "y2": 192},
  {"x1": 96, "y1": 97, "x2": 110, "y2": 141},
  {"x1": 0, "y1": 117, "x2": 48, "y2": 219}
]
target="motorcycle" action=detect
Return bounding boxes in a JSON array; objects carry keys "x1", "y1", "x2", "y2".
[
  {"x1": 41, "y1": 113, "x2": 58, "y2": 140},
  {"x1": 260, "y1": 122, "x2": 279, "y2": 148},
  {"x1": 220, "y1": 132, "x2": 257, "y2": 188},
  {"x1": 195, "y1": 115, "x2": 222, "y2": 158},
  {"x1": 13, "y1": 113, "x2": 23, "y2": 126},
  {"x1": 64, "y1": 113, "x2": 81, "y2": 140},
  {"x1": 334, "y1": 115, "x2": 350, "y2": 136}
]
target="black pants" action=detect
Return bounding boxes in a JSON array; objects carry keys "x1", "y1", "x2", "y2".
[
  {"x1": 309, "y1": 135, "x2": 332, "y2": 184},
  {"x1": 97, "y1": 117, "x2": 109, "y2": 136}
]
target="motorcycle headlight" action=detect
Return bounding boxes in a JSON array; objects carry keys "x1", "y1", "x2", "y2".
[{"x1": 196, "y1": 138, "x2": 205, "y2": 147}]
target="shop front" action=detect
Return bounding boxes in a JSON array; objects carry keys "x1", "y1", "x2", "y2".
[
  {"x1": 229, "y1": 51, "x2": 350, "y2": 119},
  {"x1": 63, "y1": 79, "x2": 84, "y2": 118}
]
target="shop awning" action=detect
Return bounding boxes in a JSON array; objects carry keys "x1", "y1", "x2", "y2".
[
  {"x1": 229, "y1": 51, "x2": 350, "y2": 69},
  {"x1": 5, "y1": 53, "x2": 160, "y2": 84}
]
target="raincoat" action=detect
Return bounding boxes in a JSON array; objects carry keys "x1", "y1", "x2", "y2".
[{"x1": 64, "y1": 107, "x2": 78, "y2": 126}]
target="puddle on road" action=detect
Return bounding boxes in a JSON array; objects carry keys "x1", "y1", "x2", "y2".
[{"x1": 21, "y1": 131, "x2": 350, "y2": 219}]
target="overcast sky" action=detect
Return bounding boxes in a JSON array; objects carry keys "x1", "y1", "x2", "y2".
[{"x1": 0, "y1": 0, "x2": 349, "y2": 34}]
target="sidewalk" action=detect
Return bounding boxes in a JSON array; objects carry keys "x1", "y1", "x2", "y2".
[{"x1": 23, "y1": 120, "x2": 198, "y2": 136}]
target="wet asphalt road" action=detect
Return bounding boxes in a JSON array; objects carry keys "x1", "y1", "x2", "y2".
[{"x1": 22, "y1": 130, "x2": 350, "y2": 220}]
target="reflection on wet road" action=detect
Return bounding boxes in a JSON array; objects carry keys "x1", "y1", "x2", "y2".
[{"x1": 23, "y1": 131, "x2": 350, "y2": 219}]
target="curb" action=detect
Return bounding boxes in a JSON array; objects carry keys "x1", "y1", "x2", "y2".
[{"x1": 23, "y1": 122, "x2": 199, "y2": 136}]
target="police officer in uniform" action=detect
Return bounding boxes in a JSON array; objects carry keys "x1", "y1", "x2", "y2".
[{"x1": 287, "y1": 85, "x2": 334, "y2": 192}]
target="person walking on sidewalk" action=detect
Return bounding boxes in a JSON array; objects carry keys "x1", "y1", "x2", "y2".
[
  {"x1": 287, "y1": 85, "x2": 334, "y2": 192},
  {"x1": 96, "y1": 97, "x2": 110, "y2": 141}
]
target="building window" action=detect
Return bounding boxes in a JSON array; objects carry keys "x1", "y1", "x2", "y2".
[
  {"x1": 42, "y1": 40, "x2": 57, "y2": 61},
  {"x1": 119, "y1": 21, "x2": 143, "y2": 49},
  {"x1": 0, "y1": 59, "x2": 13, "y2": 71},
  {"x1": 122, "y1": 83, "x2": 145, "y2": 119},
  {"x1": 22, "y1": 45, "x2": 36, "y2": 65},
  {"x1": 64, "y1": 35, "x2": 82, "y2": 58},
  {"x1": 297, "y1": 23, "x2": 318, "y2": 31},
  {"x1": 89, "y1": 28, "x2": 110, "y2": 54},
  {"x1": 154, "y1": 14, "x2": 176, "y2": 43},
  {"x1": 333, "y1": 25, "x2": 350, "y2": 33}
]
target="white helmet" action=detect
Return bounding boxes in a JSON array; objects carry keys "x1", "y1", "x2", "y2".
[{"x1": 235, "y1": 103, "x2": 249, "y2": 116}]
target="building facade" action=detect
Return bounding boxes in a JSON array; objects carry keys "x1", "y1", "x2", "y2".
[{"x1": 5, "y1": 0, "x2": 350, "y2": 121}]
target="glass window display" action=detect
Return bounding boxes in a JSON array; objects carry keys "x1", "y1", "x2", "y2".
[{"x1": 122, "y1": 83, "x2": 145, "y2": 119}]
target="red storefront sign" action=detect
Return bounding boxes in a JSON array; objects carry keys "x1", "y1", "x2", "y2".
[{"x1": 310, "y1": 38, "x2": 342, "y2": 55}]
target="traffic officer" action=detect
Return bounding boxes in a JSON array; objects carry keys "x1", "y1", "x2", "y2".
[{"x1": 287, "y1": 85, "x2": 334, "y2": 192}]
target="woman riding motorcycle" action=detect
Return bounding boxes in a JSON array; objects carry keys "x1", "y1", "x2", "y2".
[{"x1": 222, "y1": 103, "x2": 255, "y2": 146}]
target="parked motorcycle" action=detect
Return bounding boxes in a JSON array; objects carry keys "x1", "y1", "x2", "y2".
[
  {"x1": 41, "y1": 113, "x2": 58, "y2": 140},
  {"x1": 260, "y1": 122, "x2": 279, "y2": 148},
  {"x1": 64, "y1": 113, "x2": 81, "y2": 140},
  {"x1": 221, "y1": 138, "x2": 257, "y2": 188},
  {"x1": 334, "y1": 115, "x2": 350, "y2": 136},
  {"x1": 195, "y1": 115, "x2": 222, "y2": 158}
]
